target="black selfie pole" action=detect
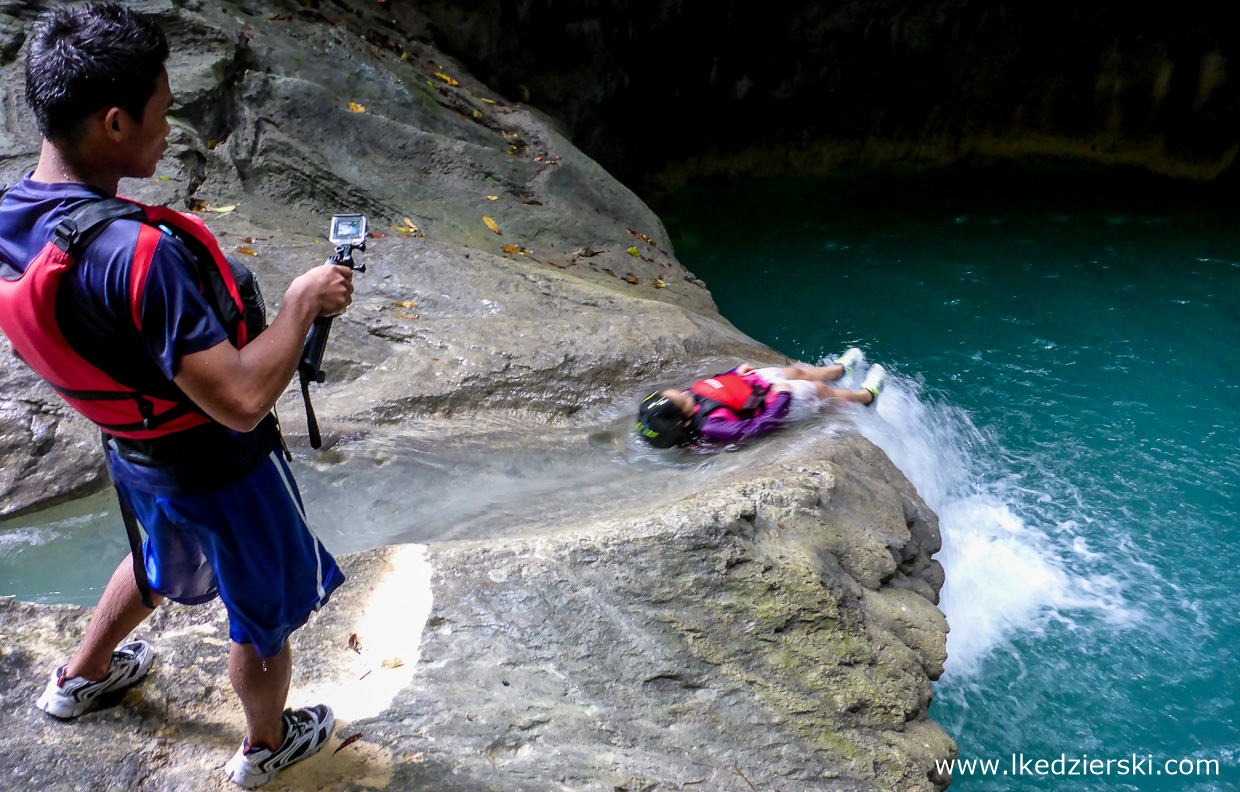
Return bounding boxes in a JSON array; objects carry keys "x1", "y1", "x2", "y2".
[{"x1": 298, "y1": 230, "x2": 365, "y2": 449}]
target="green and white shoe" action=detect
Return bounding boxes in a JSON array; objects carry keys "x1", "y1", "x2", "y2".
[
  {"x1": 860, "y1": 364, "x2": 886, "y2": 407},
  {"x1": 835, "y1": 347, "x2": 864, "y2": 377}
]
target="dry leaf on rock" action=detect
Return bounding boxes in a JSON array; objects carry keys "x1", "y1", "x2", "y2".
[
  {"x1": 483, "y1": 216, "x2": 501, "y2": 234},
  {"x1": 391, "y1": 301, "x2": 418, "y2": 309},
  {"x1": 235, "y1": 247, "x2": 257, "y2": 256},
  {"x1": 626, "y1": 247, "x2": 639, "y2": 257},
  {"x1": 348, "y1": 102, "x2": 366, "y2": 113},
  {"x1": 333, "y1": 733, "x2": 364, "y2": 755},
  {"x1": 347, "y1": 633, "x2": 362, "y2": 654},
  {"x1": 381, "y1": 657, "x2": 405, "y2": 669},
  {"x1": 622, "y1": 273, "x2": 640, "y2": 284},
  {"x1": 486, "y1": 195, "x2": 498, "y2": 201},
  {"x1": 433, "y1": 72, "x2": 459, "y2": 86}
]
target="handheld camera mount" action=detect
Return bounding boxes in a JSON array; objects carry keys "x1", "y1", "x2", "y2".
[{"x1": 298, "y1": 214, "x2": 367, "y2": 449}]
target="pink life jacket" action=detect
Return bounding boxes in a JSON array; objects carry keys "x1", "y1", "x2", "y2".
[{"x1": 0, "y1": 196, "x2": 255, "y2": 439}]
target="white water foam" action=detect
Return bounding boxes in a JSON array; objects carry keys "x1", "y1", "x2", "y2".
[{"x1": 847, "y1": 367, "x2": 1136, "y2": 677}]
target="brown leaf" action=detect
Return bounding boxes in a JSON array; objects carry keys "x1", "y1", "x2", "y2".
[
  {"x1": 601, "y1": 268, "x2": 616, "y2": 277},
  {"x1": 348, "y1": 633, "x2": 362, "y2": 654},
  {"x1": 653, "y1": 277, "x2": 667, "y2": 289},
  {"x1": 483, "y1": 216, "x2": 501, "y2": 235},
  {"x1": 239, "y1": 236, "x2": 255, "y2": 244},
  {"x1": 368, "y1": 231, "x2": 386, "y2": 239},
  {"x1": 519, "y1": 199, "x2": 543, "y2": 206},
  {"x1": 501, "y1": 244, "x2": 521, "y2": 254},
  {"x1": 333, "y1": 733, "x2": 363, "y2": 756},
  {"x1": 622, "y1": 274, "x2": 640, "y2": 284},
  {"x1": 235, "y1": 247, "x2": 258, "y2": 256},
  {"x1": 395, "y1": 311, "x2": 419, "y2": 321}
]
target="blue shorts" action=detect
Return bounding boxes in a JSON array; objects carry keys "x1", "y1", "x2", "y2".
[{"x1": 113, "y1": 451, "x2": 344, "y2": 657}]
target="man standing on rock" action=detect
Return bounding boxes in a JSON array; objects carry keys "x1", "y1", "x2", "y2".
[{"x1": 0, "y1": 5, "x2": 351, "y2": 787}]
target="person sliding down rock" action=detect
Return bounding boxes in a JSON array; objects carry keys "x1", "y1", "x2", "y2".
[
  {"x1": 0, "y1": 5, "x2": 352, "y2": 788},
  {"x1": 635, "y1": 349, "x2": 886, "y2": 448}
]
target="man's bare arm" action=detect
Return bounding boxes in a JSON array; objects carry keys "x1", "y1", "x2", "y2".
[{"x1": 174, "y1": 263, "x2": 353, "y2": 432}]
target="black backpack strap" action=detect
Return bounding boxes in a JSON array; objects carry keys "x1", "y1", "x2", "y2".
[
  {"x1": 52, "y1": 197, "x2": 145, "y2": 254},
  {"x1": 103, "y1": 434, "x2": 157, "y2": 610},
  {"x1": 116, "y1": 488, "x2": 157, "y2": 609}
]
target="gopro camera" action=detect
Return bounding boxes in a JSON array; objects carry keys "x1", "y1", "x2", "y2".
[{"x1": 329, "y1": 213, "x2": 367, "y2": 247}]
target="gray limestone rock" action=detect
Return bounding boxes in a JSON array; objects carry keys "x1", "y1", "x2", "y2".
[{"x1": 0, "y1": 437, "x2": 952, "y2": 792}]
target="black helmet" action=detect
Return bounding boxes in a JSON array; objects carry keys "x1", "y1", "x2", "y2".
[{"x1": 636, "y1": 392, "x2": 690, "y2": 448}]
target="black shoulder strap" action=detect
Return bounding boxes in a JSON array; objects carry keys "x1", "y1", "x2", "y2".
[{"x1": 52, "y1": 197, "x2": 145, "y2": 255}]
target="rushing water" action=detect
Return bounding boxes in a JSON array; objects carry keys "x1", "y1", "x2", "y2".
[{"x1": 656, "y1": 165, "x2": 1239, "y2": 791}]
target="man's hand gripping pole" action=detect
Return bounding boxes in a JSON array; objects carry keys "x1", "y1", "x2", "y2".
[{"x1": 298, "y1": 214, "x2": 366, "y2": 449}]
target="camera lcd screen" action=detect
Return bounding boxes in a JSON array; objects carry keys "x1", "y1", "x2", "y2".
[{"x1": 330, "y1": 214, "x2": 366, "y2": 245}]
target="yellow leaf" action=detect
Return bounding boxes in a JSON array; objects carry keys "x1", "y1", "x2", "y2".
[
  {"x1": 235, "y1": 247, "x2": 258, "y2": 256},
  {"x1": 390, "y1": 225, "x2": 415, "y2": 232},
  {"x1": 391, "y1": 300, "x2": 418, "y2": 309},
  {"x1": 502, "y1": 244, "x2": 530, "y2": 254},
  {"x1": 626, "y1": 247, "x2": 639, "y2": 257},
  {"x1": 433, "y1": 72, "x2": 459, "y2": 86},
  {"x1": 653, "y1": 278, "x2": 667, "y2": 289},
  {"x1": 208, "y1": 204, "x2": 237, "y2": 213},
  {"x1": 473, "y1": 109, "x2": 483, "y2": 119},
  {"x1": 481, "y1": 98, "x2": 496, "y2": 104},
  {"x1": 402, "y1": 217, "x2": 420, "y2": 232},
  {"x1": 486, "y1": 196, "x2": 499, "y2": 201},
  {"x1": 348, "y1": 102, "x2": 366, "y2": 113},
  {"x1": 622, "y1": 273, "x2": 640, "y2": 284},
  {"x1": 483, "y1": 215, "x2": 501, "y2": 235}
]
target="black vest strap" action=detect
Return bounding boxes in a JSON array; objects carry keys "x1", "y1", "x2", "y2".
[{"x1": 53, "y1": 197, "x2": 145, "y2": 254}]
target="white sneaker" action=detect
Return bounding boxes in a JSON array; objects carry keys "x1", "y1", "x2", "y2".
[
  {"x1": 861, "y1": 364, "x2": 886, "y2": 407},
  {"x1": 225, "y1": 705, "x2": 335, "y2": 788},
  {"x1": 835, "y1": 347, "x2": 864, "y2": 377},
  {"x1": 36, "y1": 640, "x2": 154, "y2": 719}
]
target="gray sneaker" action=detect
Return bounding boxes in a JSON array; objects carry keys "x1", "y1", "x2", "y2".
[
  {"x1": 224, "y1": 705, "x2": 336, "y2": 788},
  {"x1": 861, "y1": 364, "x2": 886, "y2": 407},
  {"x1": 835, "y1": 347, "x2": 864, "y2": 377},
  {"x1": 36, "y1": 640, "x2": 154, "y2": 719}
]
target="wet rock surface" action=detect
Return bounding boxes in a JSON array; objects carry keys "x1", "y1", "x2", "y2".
[
  {"x1": 0, "y1": 437, "x2": 951, "y2": 792},
  {"x1": 0, "y1": 2, "x2": 954, "y2": 789}
]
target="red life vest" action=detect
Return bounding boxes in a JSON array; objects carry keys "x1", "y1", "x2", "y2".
[
  {"x1": 688, "y1": 372, "x2": 768, "y2": 433},
  {"x1": 0, "y1": 196, "x2": 253, "y2": 439}
]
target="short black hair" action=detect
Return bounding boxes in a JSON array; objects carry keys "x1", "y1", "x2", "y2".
[{"x1": 24, "y1": 3, "x2": 169, "y2": 142}]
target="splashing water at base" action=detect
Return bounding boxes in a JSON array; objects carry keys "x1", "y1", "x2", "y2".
[{"x1": 850, "y1": 369, "x2": 1137, "y2": 677}]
